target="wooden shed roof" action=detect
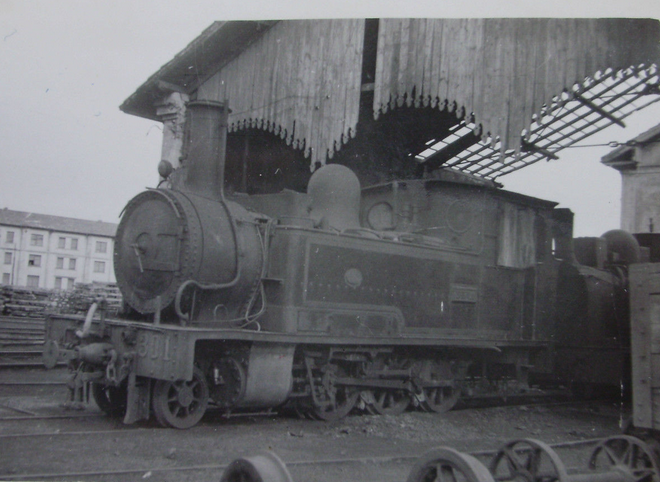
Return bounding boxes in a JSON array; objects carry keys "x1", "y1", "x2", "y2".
[
  {"x1": 120, "y1": 21, "x2": 278, "y2": 121},
  {"x1": 121, "y1": 19, "x2": 660, "y2": 181}
]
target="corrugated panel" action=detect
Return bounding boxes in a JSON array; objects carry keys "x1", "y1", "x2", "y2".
[
  {"x1": 196, "y1": 19, "x2": 364, "y2": 165},
  {"x1": 374, "y1": 18, "x2": 660, "y2": 154}
]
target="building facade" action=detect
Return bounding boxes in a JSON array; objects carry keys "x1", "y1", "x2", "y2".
[
  {"x1": 602, "y1": 124, "x2": 660, "y2": 234},
  {"x1": 0, "y1": 209, "x2": 117, "y2": 289}
]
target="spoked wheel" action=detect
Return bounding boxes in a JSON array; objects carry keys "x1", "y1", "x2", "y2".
[
  {"x1": 589, "y1": 435, "x2": 660, "y2": 482},
  {"x1": 220, "y1": 451, "x2": 293, "y2": 482},
  {"x1": 407, "y1": 446, "x2": 495, "y2": 482},
  {"x1": 367, "y1": 389, "x2": 411, "y2": 416},
  {"x1": 489, "y1": 438, "x2": 568, "y2": 482},
  {"x1": 416, "y1": 360, "x2": 460, "y2": 413},
  {"x1": 92, "y1": 381, "x2": 128, "y2": 417},
  {"x1": 152, "y1": 366, "x2": 209, "y2": 429},
  {"x1": 310, "y1": 365, "x2": 359, "y2": 421}
]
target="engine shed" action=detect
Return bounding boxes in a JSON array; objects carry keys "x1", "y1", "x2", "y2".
[
  {"x1": 41, "y1": 18, "x2": 660, "y2": 428},
  {"x1": 120, "y1": 18, "x2": 660, "y2": 192}
]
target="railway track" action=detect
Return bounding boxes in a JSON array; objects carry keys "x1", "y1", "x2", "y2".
[
  {"x1": 0, "y1": 315, "x2": 50, "y2": 369},
  {"x1": 0, "y1": 397, "x2": 619, "y2": 426},
  {"x1": 0, "y1": 372, "x2": 625, "y2": 482},
  {"x1": 0, "y1": 315, "x2": 45, "y2": 347},
  {"x1": 0, "y1": 436, "x2": 612, "y2": 481}
]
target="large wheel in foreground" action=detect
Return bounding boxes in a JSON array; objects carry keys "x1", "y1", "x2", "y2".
[
  {"x1": 489, "y1": 438, "x2": 568, "y2": 482},
  {"x1": 589, "y1": 436, "x2": 660, "y2": 482},
  {"x1": 92, "y1": 381, "x2": 127, "y2": 417},
  {"x1": 220, "y1": 452, "x2": 293, "y2": 482},
  {"x1": 407, "y1": 446, "x2": 495, "y2": 482},
  {"x1": 152, "y1": 366, "x2": 209, "y2": 429}
]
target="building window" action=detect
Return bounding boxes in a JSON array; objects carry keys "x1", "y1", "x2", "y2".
[
  {"x1": 28, "y1": 254, "x2": 41, "y2": 267},
  {"x1": 96, "y1": 241, "x2": 107, "y2": 253},
  {"x1": 69, "y1": 258, "x2": 76, "y2": 270},
  {"x1": 27, "y1": 275, "x2": 39, "y2": 287},
  {"x1": 56, "y1": 257, "x2": 64, "y2": 269},
  {"x1": 70, "y1": 238, "x2": 78, "y2": 250},
  {"x1": 4, "y1": 252, "x2": 11, "y2": 265},
  {"x1": 58, "y1": 237, "x2": 66, "y2": 249},
  {"x1": 2, "y1": 273, "x2": 9, "y2": 284},
  {"x1": 54, "y1": 277, "x2": 62, "y2": 290},
  {"x1": 6, "y1": 231, "x2": 14, "y2": 244},
  {"x1": 94, "y1": 261, "x2": 105, "y2": 273},
  {"x1": 31, "y1": 234, "x2": 44, "y2": 246},
  {"x1": 67, "y1": 278, "x2": 75, "y2": 290}
]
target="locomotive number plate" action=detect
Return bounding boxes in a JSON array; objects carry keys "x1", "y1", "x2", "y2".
[
  {"x1": 137, "y1": 331, "x2": 174, "y2": 360},
  {"x1": 134, "y1": 330, "x2": 189, "y2": 381}
]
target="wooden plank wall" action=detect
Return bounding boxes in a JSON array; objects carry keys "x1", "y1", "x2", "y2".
[
  {"x1": 375, "y1": 19, "x2": 660, "y2": 154},
  {"x1": 628, "y1": 263, "x2": 660, "y2": 430},
  {"x1": 197, "y1": 19, "x2": 364, "y2": 165}
]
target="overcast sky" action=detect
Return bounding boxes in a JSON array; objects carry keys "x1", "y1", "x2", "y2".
[{"x1": 1, "y1": 0, "x2": 660, "y2": 237}]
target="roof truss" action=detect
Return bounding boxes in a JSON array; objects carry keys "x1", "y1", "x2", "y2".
[{"x1": 415, "y1": 64, "x2": 660, "y2": 180}]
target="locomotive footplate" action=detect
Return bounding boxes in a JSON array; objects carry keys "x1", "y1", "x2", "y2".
[
  {"x1": 45, "y1": 314, "x2": 549, "y2": 381},
  {"x1": 44, "y1": 312, "x2": 549, "y2": 425}
]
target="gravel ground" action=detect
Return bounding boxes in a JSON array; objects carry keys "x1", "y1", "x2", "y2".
[{"x1": 0, "y1": 368, "x2": 627, "y2": 482}]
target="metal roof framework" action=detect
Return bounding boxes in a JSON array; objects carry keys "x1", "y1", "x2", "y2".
[{"x1": 415, "y1": 64, "x2": 660, "y2": 180}]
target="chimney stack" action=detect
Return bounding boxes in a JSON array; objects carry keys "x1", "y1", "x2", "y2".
[{"x1": 181, "y1": 100, "x2": 228, "y2": 199}]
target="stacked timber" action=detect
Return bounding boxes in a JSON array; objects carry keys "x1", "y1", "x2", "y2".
[
  {"x1": 0, "y1": 289, "x2": 6, "y2": 313},
  {"x1": 1, "y1": 286, "x2": 53, "y2": 318},
  {"x1": 0, "y1": 283, "x2": 123, "y2": 317},
  {"x1": 53, "y1": 282, "x2": 122, "y2": 315}
]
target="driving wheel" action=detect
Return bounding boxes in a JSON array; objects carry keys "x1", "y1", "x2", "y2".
[
  {"x1": 416, "y1": 360, "x2": 460, "y2": 413},
  {"x1": 152, "y1": 366, "x2": 209, "y2": 429},
  {"x1": 367, "y1": 389, "x2": 411, "y2": 415},
  {"x1": 310, "y1": 365, "x2": 359, "y2": 421}
]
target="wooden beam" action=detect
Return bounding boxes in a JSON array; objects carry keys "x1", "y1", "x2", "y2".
[
  {"x1": 421, "y1": 131, "x2": 483, "y2": 172},
  {"x1": 520, "y1": 139, "x2": 559, "y2": 160},
  {"x1": 573, "y1": 92, "x2": 626, "y2": 128}
]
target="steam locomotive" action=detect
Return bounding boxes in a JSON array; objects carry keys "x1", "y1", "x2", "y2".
[{"x1": 42, "y1": 100, "x2": 637, "y2": 428}]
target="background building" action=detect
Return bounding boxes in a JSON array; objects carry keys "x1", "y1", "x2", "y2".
[
  {"x1": 0, "y1": 208, "x2": 117, "y2": 289},
  {"x1": 602, "y1": 124, "x2": 660, "y2": 234}
]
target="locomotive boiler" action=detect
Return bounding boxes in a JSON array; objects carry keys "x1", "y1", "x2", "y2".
[{"x1": 42, "y1": 100, "x2": 634, "y2": 428}]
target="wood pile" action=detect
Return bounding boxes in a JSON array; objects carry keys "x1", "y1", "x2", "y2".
[
  {"x1": 1, "y1": 283, "x2": 123, "y2": 317},
  {"x1": 1, "y1": 286, "x2": 55, "y2": 318},
  {"x1": 52, "y1": 282, "x2": 123, "y2": 315}
]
